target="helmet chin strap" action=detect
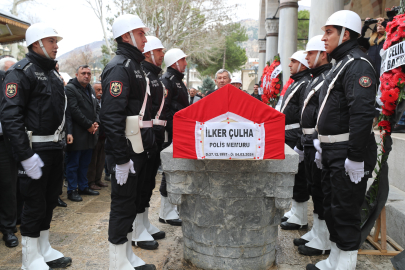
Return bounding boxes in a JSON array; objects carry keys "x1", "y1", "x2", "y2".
[
  {"x1": 338, "y1": 27, "x2": 346, "y2": 46},
  {"x1": 129, "y1": 31, "x2": 138, "y2": 49},
  {"x1": 38, "y1": 39, "x2": 51, "y2": 59},
  {"x1": 176, "y1": 61, "x2": 181, "y2": 72},
  {"x1": 296, "y1": 63, "x2": 302, "y2": 74},
  {"x1": 314, "y1": 51, "x2": 321, "y2": 68},
  {"x1": 151, "y1": 51, "x2": 157, "y2": 65}
]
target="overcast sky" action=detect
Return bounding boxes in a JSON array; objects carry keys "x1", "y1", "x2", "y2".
[{"x1": 0, "y1": 0, "x2": 311, "y2": 56}]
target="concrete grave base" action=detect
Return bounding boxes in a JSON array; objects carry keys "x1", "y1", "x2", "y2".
[{"x1": 161, "y1": 144, "x2": 298, "y2": 270}]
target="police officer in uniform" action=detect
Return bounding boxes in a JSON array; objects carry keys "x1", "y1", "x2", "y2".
[
  {"x1": 131, "y1": 36, "x2": 167, "y2": 247},
  {"x1": 306, "y1": 11, "x2": 377, "y2": 270},
  {"x1": 0, "y1": 23, "x2": 72, "y2": 270},
  {"x1": 158, "y1": 48, "x2": 188, "y2": 226},
  {"x1": 279, "y1": 51, "x2": 312, "y2": 230},
  {"x1": 294, "y1": 35, "x2": 332, "y2": 256},
  {"x1": 100, "y1": 14, "x2": 156, "y2": 270}
]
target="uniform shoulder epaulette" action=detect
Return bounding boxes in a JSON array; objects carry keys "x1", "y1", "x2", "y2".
[
  {"x1": 161, "y1": 72, "x2": 170, "y2": 80},
  {"x1": 14, "y1": 58, "x2": 31, "y2": 71}
]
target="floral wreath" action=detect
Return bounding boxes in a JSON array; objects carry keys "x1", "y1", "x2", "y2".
[
  {"x1": 362, "y1": 8, "x2": 405, "y2": 225},
  {"x1": 261, "y1": 55, "x2": 283, "y2": 107}
]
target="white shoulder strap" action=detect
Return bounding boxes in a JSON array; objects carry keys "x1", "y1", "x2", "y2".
[
  {"x1": 280, "y1": 81, "x2": 306, "y2": 113},
  {"x1": 139, "y1": 74, "x2": 151, "y2": 125},
  {"x1": 316, "y1": 58, "x2": 355, "y2": 129},
  {"x1": 301, "y1": 80, "x2": 324, "y2": 120},
  {"x1": 155, "y1": 81, "x2": 166, "y2": 120}
]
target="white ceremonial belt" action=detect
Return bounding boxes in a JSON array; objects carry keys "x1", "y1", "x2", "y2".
[
  {"x1": 318, "y1": 133, "x2": 349, "y2": 143},
  {"x1": 153, "y1": 119, "x2": 167, "y2": 126},
  {"x1": 31, "y1": 133, "x2": 62, "y2": 143},
  {"x1": 285, "y1": 123, "x2": 300, "y2": 130},
  {"x1": 141, "y1": 121, "x2": 153, "y2": 128},
  {"x1": 302, "y1": 128, "x2": 316, "y2": 135}
]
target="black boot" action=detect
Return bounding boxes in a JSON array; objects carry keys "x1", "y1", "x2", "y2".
[
  {"x1": 306, "y1": 264, "x2": 320, "y2": 270},
  {"x1": 293, "y1": 238, "x2": 309, "y2": 246},
  {"x1": 280, "y1": 221, "x2": 308, "y2": 230},
  {"x1": 135, "y1": 264, "x2": 157, "y2": 270},
  {"x1": 132, "y1": 240, "x2": 159, "y2": 250},
  {"x1": 68, "y1": 190, "x2": 82, "y2": 202},
  {"x1": 158, "y1": 218, "x2": 182, "y2": 226},
  {"x1": 46, "y1": 257, "x2": 72, "y2": 268},
  {"x1": 281, "y1": 216, "x2": 289, "y2": 222},
  {"x1": 78, "y1": 187, "x2": 99, "y2": 196},
  {"x1": 2, "y1": 231, "x2": 18, "y2": 248},
  {"x1": 151, "y1": 231, "x2": 165, "y2": 240},
  {"x1": 298, "y1": 245, "x2": 330, "y2": 256},
  {"x1": 57, "y1": 196, "x2": 67, "y2": 207}
]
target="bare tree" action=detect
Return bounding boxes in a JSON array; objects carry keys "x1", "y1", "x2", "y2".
[
  {"x1": 64, "y1": 45, "x2": 95, "y2": 76},
  {"x1": 100, "y1": 0, "x2": 234, "y2": 65},
  {"x1": 133, "y1": 0, "x2": 237, "y2": 50},
  {"x1": 11, "y1": 0, "x2": 34, "y2": 15},
  {"x1": 85, "y1": 0, "x2": 112, "y2": 55}
]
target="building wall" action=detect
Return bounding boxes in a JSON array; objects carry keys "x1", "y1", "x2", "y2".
[{"x1": 348, "y1": 0, "x2": 400, "y2": 18}]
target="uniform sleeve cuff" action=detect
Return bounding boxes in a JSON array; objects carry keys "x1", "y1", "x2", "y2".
[{"x1": 347, "y1": 152, "x2": 364, "y2": 163}]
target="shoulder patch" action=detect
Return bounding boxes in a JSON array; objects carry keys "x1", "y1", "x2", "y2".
[
  {"x1": 164, "y1": 88, "x2": 169, "y2": 98},
  {"x1": 359, "y1": 76, "x2": 372, "y2": 88},
  {"x1": 110, "y1": 81, "x2": 123, "y2": 97},
  {"x1": 5, "y1": 83, "x2": 17, "y2": 98}
]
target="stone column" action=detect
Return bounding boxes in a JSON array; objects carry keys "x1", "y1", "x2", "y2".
[
  {"x1": 258, "y1": 0, "x2": 267, "y2": 80},
  {"x1": 278, "y1": 0, "x2": 298, "y2": 85},
  {"x1": 258, "y1": 39, "x2": 267, "y2": 80},
  {"x1": 265, "y1": 18, "x2": 279, "y2": 63},
  {"x1": 161, "y1": 145, "x2": 298, "y2": 270},
  {"x1": 308, "y1": 0, "x2": 345, "y2": 39}
]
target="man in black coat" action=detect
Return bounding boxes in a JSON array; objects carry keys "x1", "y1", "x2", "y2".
[
  {"x1": 65, "y1": 65, "x2": 100, "y2": 202},
  {"x1": 0, "y1": 23, "x2": 72, "y2": 269},
  {"x1": 130, "y1": 36, "x2": 167, "y2": 246},
  {"x1": 306, "y1": 11, "x2": 378, "y2": 270},
  {"x1": 294, "y1": 35, "x2": 333, "y2": 256},
  {"x1": 0, "y1": 56, "x2": 19, "y2": 248},
  {"x1": 100, "y1": 14, "x2": 156, "y2": 270},
  {"x1": 279, "y1": 50, "x2": 311, "y2": 231},
  {"x1": 158, "y1": 48, "x2": 188, "y2": 227}
]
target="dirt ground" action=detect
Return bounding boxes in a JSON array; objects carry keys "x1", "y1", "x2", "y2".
[{"x1": 0, "y1": 173, "x2": 396, "y2": 269}]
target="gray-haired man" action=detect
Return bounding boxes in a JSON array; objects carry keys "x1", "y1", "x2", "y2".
[{"x1": 206, "y1": 69, "x2": 232, "y2": 95}]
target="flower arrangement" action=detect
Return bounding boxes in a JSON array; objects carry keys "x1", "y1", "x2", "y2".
[
  {"x1": 361, "y1": 3, "x2": 405, "y2": 226},
  {"x1": 261, "y1": 55, "x2": 282, "y2": 107}
]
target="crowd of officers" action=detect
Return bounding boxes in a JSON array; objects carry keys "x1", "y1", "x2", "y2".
[
  {"x1": 279, "y1": 10, "x2": 378, "y2": 270},
  {"x1": 0, "y1": 13, "x2": 191, "y2": 270},
  {"x1": 0, "y1": 8, "x2": 381, "y2": 270}
]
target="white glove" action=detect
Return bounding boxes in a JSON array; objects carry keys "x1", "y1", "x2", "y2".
[
  {"x1": 294, "y1": 146, "x2": 304, "y2": 163},
  {"x1": 344, "y1": 158, "x2": 364, "y2": 184},
  {"x1": 115, "y1": 160, "x2": 135, "y2": 186},
  {"x1": 21, "y1": 153, "x2": 44, "y2": 180},
  {"x1": 313, "y1": 139, "x2": 322, "y2": 153},
  {"x1": 315, "y1": 151, "x2": 323, "y2": 169}
]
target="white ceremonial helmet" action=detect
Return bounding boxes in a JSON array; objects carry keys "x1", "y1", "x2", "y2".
[
  {"x1": 322, "y1": 10, "x2": 362, "y2": 45},
  {"x1": 26, "y1": 23, "x2": 63, "y2": 59},
  {"x1": 144, "y1": 36, "x2": 165, "y2": 66},
  {"x1": 304, "y1": 35, "x2": 326, "y2": 68},
  {"x1": 112, "y1": 14, "x2": 149, "y2": 48},
  {"x1": 290, "y1": 50, "x2": 309, "y2": 73},
  {"x1": 231, "y1": 77, "x2": 242, "y2": 84},
  {"x1": 164, "y1": 48, "x2": 187, "y2": 69}
]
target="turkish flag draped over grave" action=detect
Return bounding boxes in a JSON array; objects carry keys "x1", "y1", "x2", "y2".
[{"x1": 173, "y1": 84, "x2": 285, "y2": 159}]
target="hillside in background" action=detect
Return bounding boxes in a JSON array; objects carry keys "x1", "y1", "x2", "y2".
[
  {"x1": 57, "y1": 40, "x2": 105, "y2": 62},
  {"x1": 239, "y1": 18, "x2": 259, "y2": 58}
]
